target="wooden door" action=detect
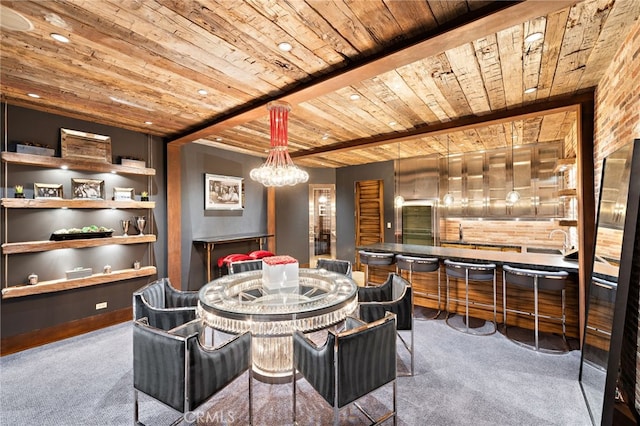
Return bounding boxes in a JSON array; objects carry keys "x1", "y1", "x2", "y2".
[{"x1": 355, "y1": 179, "x2": 384, "y2": 270}]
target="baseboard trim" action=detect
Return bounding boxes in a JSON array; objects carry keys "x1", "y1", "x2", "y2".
[{"x1": 1, "y1": 307, "x2": 132, "y2": 356}]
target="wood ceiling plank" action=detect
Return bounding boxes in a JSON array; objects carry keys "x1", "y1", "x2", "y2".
[
  {"x1": 428, "y1": 1, "x2": 471, "y2": 26},
  {"x1": 550, "y1": 0, "x2": 613, "y2": 97},
  {"x1": 168, "y1": 0, "x2": 579, "y2": 146},
  {"x1": 340, "y1": 1, "x2": 404, "y2": 44},
  {"x1": 497, "y1": 24, "x2": 524, "y2": 106},
  {"x1": 376, "y1": 70, "x2": 441, "y2": 126},
  {"x1": 396, "y1": 60, "x2": 458, "y2": 122},
  {"x1": 473, "y1": 34, "x2": 507, "y2": 111},
  {"x1": 535, "y1": 7, "x2": 571, "y2": 99},
  {"x1": 576, "y1": 0, "x2": 640, "y2": 89},
  {"x1": 445, "y1": 42, "x2": 491, "y2": 114},
  {"x1": 425, "y1": 53, "x2": 474, "y2": 117},
  {"x1": 383, "y1": 0, "x2": 439, "y2": 34}
]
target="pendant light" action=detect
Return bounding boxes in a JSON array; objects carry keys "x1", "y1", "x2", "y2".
[
  {"x1": 506, "y1": 122, "x2": 521, "y2": 206},
  {"x1": 394, "y1": 142, "x2": 404, "y2": 208},
  {"x1": 250, "y1": 101, "x2": 309, "y2": 187},
  {"x1": 443, "y1": 135, "x2": 454, "y2": 207}
]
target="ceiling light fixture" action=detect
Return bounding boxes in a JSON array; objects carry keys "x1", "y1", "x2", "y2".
[
  {"x1": 27, "y1": 93, "x2": 40, "y2": 98},
  {"x1": 50, "y1": 33, "x2": 69, "y2": 43},
  {"x1": 524, "y1": 32, "x2": 544, "y2": 43},
  {"x1": 506, "y1": 122, "x2": 521, "y2": 207},
  {"x1": 278, "y1": 42, "x2": 292, "y2": 52},
  {"x1": 198, "y1": 89, "x2": 208, "y2": 95},
  {"x1": 349, "y1": 94, "x2": 360, "y2": 101},
  {"x1": 524, "y1": 87, "x2": 537, "y2": 94},
  {"x1": 250, "y1": 101, "x2": 309, "y2": 187},
  {"x1": 443, "y1": 135, "x2": 454, "y2": 207},
  {"x1": 144, "y1": 121, "x2": 152, "y2": 125}
]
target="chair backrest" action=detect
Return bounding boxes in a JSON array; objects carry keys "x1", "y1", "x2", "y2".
[
  {"x1": 359, "y1": 273, "x2": 412, "y2": 330},
  {"x1": 335, "y1": 313, "x2": 397, "y2": 408},
  {"x1": 444, "y1": 259, "x2": 496, "y2": 281},
  {"x1": 316, "y1": 259, "x2": 352, "y2": 277},
  {"x1": 503, "y1": 265, "x2": 569, "y2": 291},
  {"x1": 133, "y1": 279, "x2": 197, "y2": 330},
  {"x1": 229, "y1": 259, "x2": 263, "y2": 274},
  {"x1": 357, "y1": 273, "x2": 394, "y2": 302},
  {"x1": 396, "y1": 255, "x2": 439, "y2": 273},
  {"x1": 133, "y1": 318, "x2": 188, "y2": 413},
  {"x1": 358, "y1": 250, "x2": 395, "y2": 266}
]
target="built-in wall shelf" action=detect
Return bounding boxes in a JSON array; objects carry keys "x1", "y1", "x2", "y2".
[
  {"x1": 558, "y1": 188, "x2": 577, "y2": 198},
  {"x1": 554, "y1": 157, "x2": 576, "y2": 173},
  {"x1": 1, "y1": 198, "x2": 155, "y2": 209},
  {"x1": 2, "y1": 235, "x2": 156, "y2": 254},
  {"x1": 1, "y1": 152, "x2": 156, "y2": 176},
  {"x1": 1, "y1": 266, "x2": 157, "y2": 299}
]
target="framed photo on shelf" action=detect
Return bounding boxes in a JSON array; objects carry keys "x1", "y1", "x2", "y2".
[
  {"x1": 72, "y1": 178, "x2": 104, "y2": 199},
  {"x1": 205, "y1": 173, "x2": 243, "y2": 210},
  {"x1": 113, "y1": 187, "x2": 134, "y2": 201},
  {"x1": 34, "y1": 183, "x2": 63, "y2": 199}
]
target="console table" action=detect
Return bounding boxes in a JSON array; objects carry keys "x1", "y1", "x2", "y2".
[{"x1": 193, "y1": 233, "x2": 273, "y2": 282}]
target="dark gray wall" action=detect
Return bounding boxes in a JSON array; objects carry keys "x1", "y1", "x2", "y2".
[
  {"x1": 1, "y1": 105, "x2": 166, "y2": 338},
  {"x1": 275, "y1": 167, "x2": 336, "y2": 266},
  {"x1": 181, "y1": 143, "x2": 268, "y2": 289},
  {"x1": 336, "y1": 160, "x2": 395, "y2": 264}
]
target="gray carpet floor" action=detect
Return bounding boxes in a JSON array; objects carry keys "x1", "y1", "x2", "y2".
[{"x1": 1, "y1": 314, "x2": 592, "y2": 425}]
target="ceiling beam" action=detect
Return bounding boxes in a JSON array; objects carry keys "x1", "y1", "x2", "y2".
[
  {"x1": 291, "y1": 90, "x2": 595, "y2": 159},
  {"x1": 168, "y1": 0, "x2": 578, "y2": 147}
]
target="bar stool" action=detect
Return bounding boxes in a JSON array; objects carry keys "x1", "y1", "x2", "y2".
[
  {"x1": 444, "y1": 259, "x2": 497, "y2": 335},
  {"x1": 502, "y1": 265, "x2": 570, "y2": 353},
  {"x1": 358, "y1": 251, "x2": 395, "y2": 286},
  {"x1": 395, "y1": 255, "x2": 441, "y2": 319}
]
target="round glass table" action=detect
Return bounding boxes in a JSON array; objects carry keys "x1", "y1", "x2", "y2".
[{"x1": 198, "y1": 268, "x2": 358, "y2": 380}]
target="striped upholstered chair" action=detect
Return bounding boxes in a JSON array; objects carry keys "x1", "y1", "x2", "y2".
[
  {"x1": 132, "y1": 278, "x2": 199, "y2": 331},
  {"x1": 292, "y1": 312, "x2": 397, "y2": 425},
  {"x1": 133, "y1": 318, "x2": 253, "y2": 425}
]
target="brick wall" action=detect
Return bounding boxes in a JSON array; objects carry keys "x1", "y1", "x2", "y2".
[{"x1": 593, "y1": 15, "x2": 640, "y2": 414}]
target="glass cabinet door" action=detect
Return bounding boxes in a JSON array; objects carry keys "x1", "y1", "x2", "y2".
[{"x1": 464, "y1": 152, "x2": 486, "y2": 216}]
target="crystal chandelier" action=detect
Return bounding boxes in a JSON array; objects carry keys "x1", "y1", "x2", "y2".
[{"x1": 250, "y1": 101, "x2": 309, "y2": 187}]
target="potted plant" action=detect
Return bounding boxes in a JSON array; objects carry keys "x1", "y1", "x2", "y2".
[
  {"x1": 14, "y1": 185, "x2": 25, "y2": 198},
  {"x1": 140, "y1": 191, "x2": 149, "y2": 201}
]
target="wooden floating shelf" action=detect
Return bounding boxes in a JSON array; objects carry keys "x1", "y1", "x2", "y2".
[
  {"x1": 1, "y1": 152, "x2": 156, "y2": 176},
  {"x1": 554, "y1": 157, "x2": 576, "y2": 173},
  {"x1": 558, "y1": 188, "x2": 577, "y2": 198},
  {"x1": 1, "y1": 266, "x2": 157, "y2": 299},
  {"x1": 2, "y1": 235, "x2": 156, "y2": 254},
  {"x1": 1, "y1": 198, "x2": 155, "y2": 209}
]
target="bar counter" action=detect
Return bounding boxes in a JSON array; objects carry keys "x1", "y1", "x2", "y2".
[{"x1": 357, "y1": 242, "x2": 580, "y2": 339}]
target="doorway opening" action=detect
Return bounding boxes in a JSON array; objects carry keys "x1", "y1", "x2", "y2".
[{"x1": 309, "y1": 184, "x2": 336, "y2": 267}]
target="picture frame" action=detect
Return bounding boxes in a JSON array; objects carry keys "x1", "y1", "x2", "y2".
[
  {"x1": 61, "y1": 128, "x2": 112, "y2": 163},
  {"x1": 72, "y1": 178, "x2": 104, "y2": 200},
  {"x1": 113, "y1": 187, "x2": 134, "y2": 201},
  {"x1": 205, "y1": 174, "x2": 243, "y2": 210},
  {"x1": 34, "y1": 183, "x2": 63, "y2": 199}
]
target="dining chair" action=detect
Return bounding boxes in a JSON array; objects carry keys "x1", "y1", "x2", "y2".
[{"x1": 133, "y1": 278, "x2": 198, "y2": 331}]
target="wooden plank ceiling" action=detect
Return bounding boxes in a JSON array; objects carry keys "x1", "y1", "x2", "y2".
[{"x1": 1, "y1": 0, "x2": 638, "y2": 168}]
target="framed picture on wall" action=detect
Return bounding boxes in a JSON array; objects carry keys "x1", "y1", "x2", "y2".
[
  {"x1": 205, "y1": 174, "x2": 243, "y2": 210},
  {"x1": 34, "y1": 183, "x2": 63, "y2": 199}
]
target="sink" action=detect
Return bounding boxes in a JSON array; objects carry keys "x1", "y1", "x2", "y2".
[{"x1": 525, "y1": 247, "x2": 563, "y2": 255}]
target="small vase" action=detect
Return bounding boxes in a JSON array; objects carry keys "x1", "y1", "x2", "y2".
[
  {"x1": 141, "y1": 196, "x2": 149, "y2": 201},
  {"x1": 15, "y1": 193, "x2": 25, "y2": 198}
]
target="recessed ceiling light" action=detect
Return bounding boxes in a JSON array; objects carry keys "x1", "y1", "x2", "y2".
[
  {"x1": 524, "y1": 87, "x2": 537, "y2": 94},
  {"x1": 144, "y1": 121, "x2": 153, "y2": 125},
  {"x1": 50, "y1": 33, "x2": 69, "y2": 43},
  {"x1": 278, "y1": 42, "x2": 292, "y2": 52},
  {"x1": 525, "y1": 32, "x2": 544, "y2": 43},
  {"x1": 60, "y1": 165, "x2": 68, "y2": 170},
  {"x1": 321, "y1": 134, "x2": 330, "y2": 140},
  {"x1": 349, "y1": 94, "x2": 360, "y2": 101},
  {"x1": 389, "y1": 121, "x2": 397, "y2": 126},
  {"x1": 215, "y1": 137, "x2": 223, "y2": 142},
  {"x1": 27, "y1": 93, "x2": 40, "y2": 98},
  {"x1": 198, "y1": 89, "x2": 208, "y2": 95}
]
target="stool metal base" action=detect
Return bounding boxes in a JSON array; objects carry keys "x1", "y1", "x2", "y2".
[{"x1": 503, "y1": 326, "x2": 569, "y2": 354}]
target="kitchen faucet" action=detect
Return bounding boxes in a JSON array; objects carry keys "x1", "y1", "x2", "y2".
[{"x1": 549, "y1": 229, "x2": 570, "y2": 253}]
